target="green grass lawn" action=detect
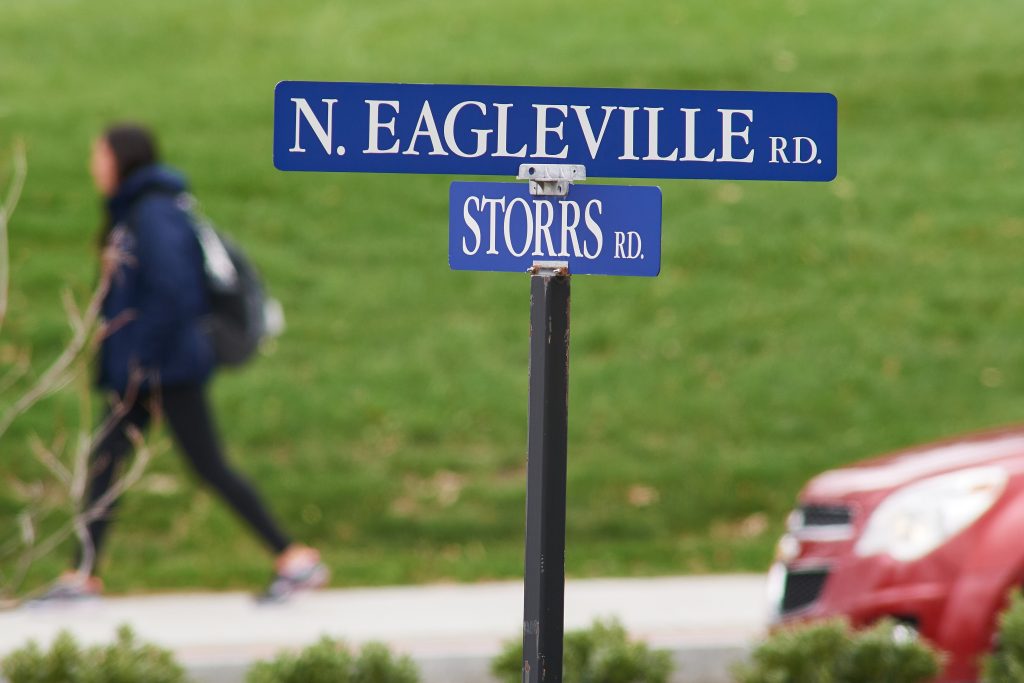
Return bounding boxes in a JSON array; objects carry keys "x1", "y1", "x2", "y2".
[{"x1": 1, "y1": 0, "x2": 1023, "y2": 593}]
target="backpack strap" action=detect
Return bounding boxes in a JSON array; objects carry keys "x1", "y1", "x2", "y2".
[{"x1": 174, "y1": 193, "x2": 239, "y2": 292}]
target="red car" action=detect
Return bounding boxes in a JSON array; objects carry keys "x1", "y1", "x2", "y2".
[{"x1": 769, "y1": 426, "x2": 1024, "y2": 682}]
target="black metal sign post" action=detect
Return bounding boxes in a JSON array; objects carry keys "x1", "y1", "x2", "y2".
[
  {"x1": 519, "y1": 165, "x2": 582, "y2": 683},
  {"x1": 523, "y1": 262, "x2": 570, "y2": 683}
]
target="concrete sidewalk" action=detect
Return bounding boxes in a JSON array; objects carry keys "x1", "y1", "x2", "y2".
[{"x1": 0, "y1": 575, "x2": 767, "y2": 682}]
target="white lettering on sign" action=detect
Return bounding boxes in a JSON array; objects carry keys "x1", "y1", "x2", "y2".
[
  {"x1": 493, "y1": 103, "x2": 527, "y2": 158},
  {"x1": 444, "y1": 101, "x2": 491, "y2": 158},
  {"x1": 769, "y1": 135, "x2": 820, "y2": 165},
  {"x1": 680, "y1": 108, "x2": 715, "y2": 162},
  {"x1": 613, "y1": 231, "x2": 644, "y2": 260},
  {"x1": 643, "y1": 108, "x2": 679, "y2": 162},
  {"x1": 459, "y1": 195, "x2": 612, "y2": 261},
  {"x1": 364, "y1": 100, "x2": 401, "y2": 154},
  {"x1": 532, "y1": 199, "x2": 555, "y2": 257},
  {"x1": 571, "y1": 105, "x2": 616, "y2": 159},
  {"x1": 290, "y1": 98, "x2": 338, "y2": 154},
  {"x1": 617, "y1": 107, "x2": 640, "y2": 161},
  {"x1": 792, "y1": 137, "x2": 818, "y2": 164},
  {"x1": 769, "y1": 136, "x2": 789, "y2": 163},
  {"x1": 582, "y1": 200, "x2": 603, "y2": 258},
  {"x1": 288, "y1": 98, "x2": 800, "y2": 167},
  {"x1": 717, "y1": 109, "x2": 755, "y2": 163},
  {"x1": 461, "y1": 195, "x2": 483, "y2": 255},
  {"x1": 481, "y1": 197, "x2": 504, "y2": 255},
  {"x1": 404, "y1": 101, "x2": 446, "y2": 156},
  {"x1": 532, "y1": 105, "x2": 570, "y2": 159},
  {"x1": 557, "y1": 199, "x2": 581, "y2": 257},
  {"x1": 504, "y1": 197, "x2": 533, "y2": 257}
]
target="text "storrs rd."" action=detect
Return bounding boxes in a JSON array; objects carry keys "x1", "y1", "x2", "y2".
[{"x1": 449, "y1": 182, "x2": 661, "y2": 277}]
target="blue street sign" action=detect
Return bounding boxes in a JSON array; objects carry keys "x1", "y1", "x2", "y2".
[
  {"x1": 274, "y1": 81, "x2": 837, "y2": 182},
  {"x1": 449, "y1": 182, "x2": 661, "y2": 277}
]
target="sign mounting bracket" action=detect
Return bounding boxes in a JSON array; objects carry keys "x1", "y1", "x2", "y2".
[{"x1": 518, "y1": 164, "x2": 587, "y2": 197}]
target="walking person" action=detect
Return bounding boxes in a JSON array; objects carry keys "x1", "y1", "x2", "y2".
[{"x1": 39, "y1": 123, "x2": 326, "y2": 603}]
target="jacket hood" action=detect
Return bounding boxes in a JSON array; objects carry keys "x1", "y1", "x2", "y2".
[{"x1": 107, "y1": 164, "x2": 189, "y2": 225}]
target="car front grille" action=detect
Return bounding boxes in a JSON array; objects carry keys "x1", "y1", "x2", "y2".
[
  {"x1": 781, "y1": 568, "x2": 829, "y2": 613},
  {"x1": 800, "y1": 503, "x2": 852, "y2": 527}
]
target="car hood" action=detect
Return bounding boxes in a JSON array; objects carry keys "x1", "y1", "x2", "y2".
[{"x1": 804, "y1": 427, "x2": 1024, "y2": 499}]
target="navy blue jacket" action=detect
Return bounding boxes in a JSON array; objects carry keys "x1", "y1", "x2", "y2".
[{"x1": 98, "y1": 165, "x2": 214, "y2": 395}]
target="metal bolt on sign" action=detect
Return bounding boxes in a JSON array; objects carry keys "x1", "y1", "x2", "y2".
[{"x1": 518, "y1": 163, "x2": 586, "y2": 197}]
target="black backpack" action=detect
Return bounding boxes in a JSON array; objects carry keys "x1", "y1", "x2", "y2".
[{"x1": 176, "y1": 194, "x2": 284, "y2": 367}]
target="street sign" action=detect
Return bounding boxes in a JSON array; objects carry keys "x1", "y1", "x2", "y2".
[
  {"x1": 274, "y1": 81, "x2": 837, "y2": 182},
  {"x1": 449, "y1": 182, "x2": 661, "y2": 277},
  {"x1": 272, "y1": 78, "x2": 840, "y2": 683}
]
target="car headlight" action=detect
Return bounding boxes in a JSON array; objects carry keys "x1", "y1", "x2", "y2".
[{"x1": 855, "y1": 466, "x2": 1007, "y2": 562}]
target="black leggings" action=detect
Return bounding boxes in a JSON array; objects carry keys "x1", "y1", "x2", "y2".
[{"x1": 76, "y1": 384, "x2": 292, "y2": 572}]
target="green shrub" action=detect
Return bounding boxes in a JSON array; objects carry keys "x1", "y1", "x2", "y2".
[
  {"x1": 735, "y1": 618, "x2": 942, "y2": 683},
  {"x1": 982, "y1": 589, "x2": 1024, "y2": 683},
  {"x1": 0, "y1": 625, "x2": 187, "y2": 683},
  {"x1": 491, "y1": 618, "x2": 672, "y2": 683},
  {"x1": 246, "y1": 637, "x2": 419, "y2": 683}
]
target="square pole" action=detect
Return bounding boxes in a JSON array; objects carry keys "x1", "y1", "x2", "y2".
[{"x1": 522, "y1": 265, "x2": 571, "y2": 682}]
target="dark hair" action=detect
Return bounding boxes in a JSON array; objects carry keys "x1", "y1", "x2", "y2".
[
  {"x1": 97, "y1": 123, "x2": 160, "y2": 246},
  {"x1": 103, "y1": 123, "x2": 159, "y2": 182}
]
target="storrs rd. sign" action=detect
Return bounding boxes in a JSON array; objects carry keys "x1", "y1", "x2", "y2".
[
  {"x1": 273, "y1": 81, "x2": 837, "y2": 181},
  {"x1": 449, "y1": 183, "x2": 661, "y2": 277}
]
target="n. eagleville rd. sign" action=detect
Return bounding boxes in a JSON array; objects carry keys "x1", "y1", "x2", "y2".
[{"x1": 273, "y1": 81, "x2": 837, "y2": 182}]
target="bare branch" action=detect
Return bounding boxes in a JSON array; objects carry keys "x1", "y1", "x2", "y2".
[
  {"x1": 0, "y1": 272, "x2": 110, "y2": 440},
  {"x1": 98, "y1": 309, "x2": 137, "y2": 341},
  {"x1": 0, "y1": 139, "x2": 27, "y2": 335},
  {"x1": 0, "y1": 140, "x2": 27, "y2": 225},
  {"x1": 0, "y1": 143, "x2": 162, "y2": 601},
  {"x1": 50, "y1": 431, "x2": 67, "y2": 460},
  {"x1": 0, "y1": 350, "x2": 30, "y2": 394},
  {"x1": 69, "y1": 431, "x2": 93, "y2": 503},
  {"x1": 61, "y1": 287, "x2": 85, "y2": 336},
  {"x1": 0, "y1": 141, "x2": 161, "y2": 600},
  {"x1": 6, "y1": 475, "x2": 43, "y2": 504},
  {"x1": 68, "y1": 376, "x2": 144, "y2": 503},
  {"x1": 17, "y1": 512, "x2": 35, "y2": 547},
  {"x1": 71, "y1": 426, "x2": 155, "y2": 577},
  {"x1": 71, "y1": 517, "x2": 95, "y2": 584},
  {"x1": 81, "y1": 426, "x2": 154, "y2": 522},
  {"x1": 28, "y1": 433, "x2": 70, "y2": 485},
  {"x1": 6, "y1": 424, "x2": 161, "y2": 594},
  {"x1": 42, "y1": 369, "x2": 80, "y2": 400},
  {"x1": 0, "y1": 533, "x2": 26, "y2": 559},
  {"x1": 0, "y1": 499, "x2": 48, "y2": 578},
  {"x1": 8, "y1": 524, "x2": 75, "y2": 593},
  {"x1": 0, "y1": 158, "x2": 114, "y2": 440}
]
